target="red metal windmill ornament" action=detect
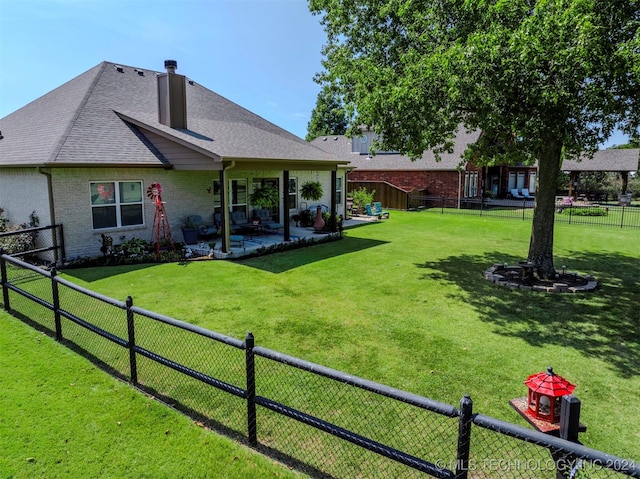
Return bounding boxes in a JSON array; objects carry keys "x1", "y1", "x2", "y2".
[{"x1": 524, "y1": 367, "x2": 575, "y2": 423}]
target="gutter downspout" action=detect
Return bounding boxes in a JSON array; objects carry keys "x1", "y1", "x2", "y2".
[
  {"x1": 220, "y1": 160, "x2": 236, "y2": 254},
  {"x1": 38, "y1": 167, "x2": 56, "y2": 226}
]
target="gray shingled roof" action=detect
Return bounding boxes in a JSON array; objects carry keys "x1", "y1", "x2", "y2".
[
  {"x1": 0, "y1": 61, "x2": 344, "y2": 167},
  {"x1": 312, "y1": 131, "x2": 639, "y2": 174},
  {"x1": 561, "y1": 149, "x2": 639, "y2": 172},
  {"x1": 311, "y1": 129, "x2": 481, "y2": 170}
]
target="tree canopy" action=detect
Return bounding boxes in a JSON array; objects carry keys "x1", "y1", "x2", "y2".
[
  {"x1": 310, "y1": 0, "x2": 640, "y2": 277},
  {"x1": 305, "y1": 83, "x2": 348, "y2": 141}
]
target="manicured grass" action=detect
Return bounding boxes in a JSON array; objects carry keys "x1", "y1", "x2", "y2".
[
  {"x1": 48, "y1": 212, "x2": 640, "y2": 461},
  {"x1": 0, "y1": 315, "x2": 304, "y2": 479}
]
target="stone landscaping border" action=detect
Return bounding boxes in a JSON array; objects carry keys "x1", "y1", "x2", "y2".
[{"x1": 484, "y1": 263, "x2": 598, "y2": 293}]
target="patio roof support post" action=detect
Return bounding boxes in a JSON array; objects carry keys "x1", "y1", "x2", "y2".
[
  {"x1": 621, "y1": 171, "x2": 629, "y2": 194},
  {"x1": 282, "y1": 170, "x2": 290, "y2": 241},
  {"x1": 329, "y1": 169, "x2": 337, "y2": 232},
  {"x1": 220, "y1": 161, "x2": 235, "y2": 254}
]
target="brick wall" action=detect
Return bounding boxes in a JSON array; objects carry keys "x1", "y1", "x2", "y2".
[{"x1": 348, "y1": 170, "x2": 463, "y2": 197}]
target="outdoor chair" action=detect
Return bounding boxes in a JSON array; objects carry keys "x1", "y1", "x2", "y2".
[
  {"x1": 214, "y1": 212, "x2": 241, "y2": 234},
  {"x1": 252, "y1": 208, "x2": 275, "y2": 225},
  {"x1": 230, "y1": 211, "x2": 253, "y2": 232},
  {"x1": 373, "y1": 202, "x2": 390, "y2": 218},
  {"x1": 365, "y1": 203, "x2": 384, "y2": 219},
  {"x1": 510, "y1": 188, "x2": 524, "y2": 199},
  {"x1": 190, "y1": 215, "x2": 218, "y2": 240},
  {"x1": 521, "y1": 188, "x2": 534, "y2": 199}
]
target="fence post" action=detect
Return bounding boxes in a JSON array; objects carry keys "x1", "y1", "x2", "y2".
[
  {"x1": 552, "y1": 395, "x2": 582, "y2": 478},
  {"x1": 568, "y1": 205, "x2": 573, "y2": 224},
  {"x1": 0, "y1": 249, "x2": 10, "y2": 312},
  {"x1": 51, "y1": 267, "x2": 62, "y2": 341},
  {"x1": 620, "y1": 206, "x2": 625, "y2": 228},
  {"x1": 441, "y1": 195, "x2": 445, "y2": 214},
  {"x1": 522, "y1": 201, "x2": 526, "y2": 221},
  {"x1": 245, "y1": 331, "x2": 257, "y2": 446},
  {"x1": 126, "y1": 296, "x2": 138, "y2": 386},
  {"x1": 455, "y1": 394, "x2": 473, "y2": 479}
]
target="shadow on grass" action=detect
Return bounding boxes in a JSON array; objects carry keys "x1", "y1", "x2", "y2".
[
  {"x1": 240, "y1": 236, "x2": 389, "y2": 273},
  {"x1": 6, "y1": 308, "x2": 338, "y2": 479},
  {"x1": 416, "y1": 251, "x2": 640, "y2": 378},
  {"x1": 62, "y1": 262, "x2": 164, "y2": 282}
]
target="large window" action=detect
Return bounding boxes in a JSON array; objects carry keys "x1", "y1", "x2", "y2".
[
  {"x1": 90, "y1": 181, "x2": 143, "y2": 230},
  {"x1": 212, "y1": 179, "x2": 248, "y2": 215},
  {"x1": 463, "y1": 172, "x2": 478, "y2": 198},
  {"x1": 335, "y1": 177, "x2": 343, "y2": 205}
]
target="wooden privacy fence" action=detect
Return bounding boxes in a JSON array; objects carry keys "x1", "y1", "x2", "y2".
[
  {"x1": 2, "y1": 252, "x2": 639, "y2": 479},
  {"x1": 348, "y1": 181, "x2": 416, "y2": 210}
]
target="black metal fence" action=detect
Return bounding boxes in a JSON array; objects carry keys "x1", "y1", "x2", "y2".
[
  {"x1": 0, "y1": 223, "x2": 65, "y2": 264},
  {"x1": 409, "y1": 196, "x2": 640, "y2": 229},
  {"x1": 1, "y1": 253, "x2": 638, "y2": 479}
]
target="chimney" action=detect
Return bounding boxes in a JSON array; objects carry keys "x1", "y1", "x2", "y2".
[{"x1": 157, "y1": 59, "x2": 187, "y2": 129}]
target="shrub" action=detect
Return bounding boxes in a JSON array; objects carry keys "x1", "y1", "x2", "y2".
[
  {"x1": 351, "y1": 187, "x2": 375, "y2": 212},
  {"x1": 0, "y1": 210, "x2": 39, "y2": 255},
  {"x1": 562, "y1": 207, "x2": 608, "y2": 216}
]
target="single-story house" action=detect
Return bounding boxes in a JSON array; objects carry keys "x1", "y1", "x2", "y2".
[
  {"x1": 311, "y1": 131, "x2": 638, "y2": 209},
  {"x1": 0, "y1": 60, "x2": 349, "y2": 259}
]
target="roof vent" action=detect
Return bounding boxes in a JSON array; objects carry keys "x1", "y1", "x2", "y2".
[
  {"x1": 188, "y1": 79, "x2": 194, "y2": 85},
  {"x1": 0, "y1": 131, "x2": 3, "y2": 140},
  {"x1": 114, "y1": 65, "x2": 124, "y2": 73},
  {"x1": 135, "y1": 69, "x2": 144, "y2": 76},
  {"x1": 164, "y1": 59, "x2": 178, "y2": 74}
]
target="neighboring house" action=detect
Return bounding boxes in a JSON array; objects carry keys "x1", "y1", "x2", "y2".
[
  {"x1": 0, "y1": 60, "x2": 349, "y2": 258},
  {"x1": 311, "y1": 130, "x2": 537, "y2": 208},
  {"x1": 311, "y1": 131, "x2": 638, "y2": 208}
]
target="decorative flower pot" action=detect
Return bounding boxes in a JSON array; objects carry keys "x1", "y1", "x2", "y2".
[{"x1": 313, "y1": 206, "x2": 325, "y2": 232}]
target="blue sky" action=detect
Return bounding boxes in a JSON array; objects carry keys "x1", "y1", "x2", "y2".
[{"x1": 0, "y1": 0, "x2": 630, "y2": 147}]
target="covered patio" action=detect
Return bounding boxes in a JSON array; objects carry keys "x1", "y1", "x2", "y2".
[{"x1": 185, "y1": 216, "x2": 378, "y2": 259}]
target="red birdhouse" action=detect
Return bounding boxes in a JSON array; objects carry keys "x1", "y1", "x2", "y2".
[{"x1": 524, "y1": 367, "x2": 575, "y2": 423}]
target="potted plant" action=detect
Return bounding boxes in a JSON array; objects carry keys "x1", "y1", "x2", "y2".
[
  {"x1": 300, "y1": 181, "x2": 323, "y2": 202},
  {"x1": 300, "y1": 181, "x2": 325, "y2": 231},
  {"x1": 249, "y1": 184, "x2": 279, "y2": 209},
  {"x1": 179, "y1": 216, "x2": 199, "y2": 244}
]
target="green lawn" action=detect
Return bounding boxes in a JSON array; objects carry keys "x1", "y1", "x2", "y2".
[
  {"x1": 7, "y1": 210, "x2": 640, "y2": 467},
  {"x1": 0, "y1": 314, "x2": 304, "y2": 479}
]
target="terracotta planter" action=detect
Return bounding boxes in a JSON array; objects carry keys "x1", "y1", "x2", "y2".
[{"x1": 313, "y1": 206, "x2": 325, "y2": 232}]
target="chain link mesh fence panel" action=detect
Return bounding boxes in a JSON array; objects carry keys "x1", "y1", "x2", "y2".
[
  {"x1": 469, "y1": 423, "x2": 638, "y2": 479},
  {"x1": 2, "y1": 260, "x2": 55, "y2": 332},
  {"x1": 254, "y1": 353, "x2": 459, "y2": 478},
  {"x1": 131, "y1": 309, "x2": 247, "y2": 436},
  {"x1": 55, "y1": 280, "x2": 130, "y2": 379}
]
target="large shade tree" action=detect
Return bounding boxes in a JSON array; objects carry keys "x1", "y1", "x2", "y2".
[
  {"x1": 309, "y1": 0, "x2": 640, "y2": 278},
  {"x1": 306, "y1": 83, "x2": 349, "y2": 141}
]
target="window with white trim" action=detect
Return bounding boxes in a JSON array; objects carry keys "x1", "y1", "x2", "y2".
[
  {"x1": 463, "y1": 172, "x2": 478, "y2": 197},
  {"x1": 335, "y1": 177, "x2": 343, "y2": 205},
  {"x1": 90, "y1": 181, "x2": 143, "y2": 229}
]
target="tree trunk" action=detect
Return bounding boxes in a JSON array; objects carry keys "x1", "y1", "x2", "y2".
[{"x1": 528, "y1": 139, "x2": 563, "y2": 279}]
